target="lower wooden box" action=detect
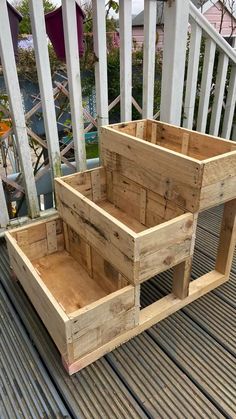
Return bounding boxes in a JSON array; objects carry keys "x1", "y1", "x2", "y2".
[
  {"x1": 5, "y1": 198, "x2": 236, "y2": 374},
  {"x1": 5, "y1": 215, "x2": 138, "y2": 372}
]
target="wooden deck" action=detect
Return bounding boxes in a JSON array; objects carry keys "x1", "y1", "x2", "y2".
[{"x1": 0, "y1": 205, "x2": 235, "y2": 418}]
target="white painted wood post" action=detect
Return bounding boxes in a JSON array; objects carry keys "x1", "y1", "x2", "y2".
[
  {"x1": 209, "y1": 53, "x2": 229, "y2": 136},
  {"x1": 222, "y1": 65, "x2": 236, "y2": 139},
  {"x1": 62, "y1": 0, "x2": 87, "y2": 171},
  {"x1": 0, "y1": 180, "x2": 9, "y2": 228},
  {"x1": 142, "y1": 0, "x2": 157, "y2": 118},
  {"x1": 183, "y1": 21, "x2": 202, "y2": 129},
  {"x1": 0, "y1": 0, "x2": 39, "y2": 218},
  {"x1": 119, "y1": 0, "x2": 132, "y2": 121},
  {"x1": 29, "y1": 0, "x2": 62, "y2": 180},
  {"x1": 92, "y1": 0, "x2": 109, "y2": 132},
  {"x1": 160, "y1": 0, "x2": 190, "y2": 125},
  {"x1": 231, "y1": 37, "x2": 236, "y2": 141},
  {"x1": 197, "y1": 38, "x2": 216, "y2": 133}
]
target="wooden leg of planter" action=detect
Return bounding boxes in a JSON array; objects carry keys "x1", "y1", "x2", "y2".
[
  {"x1": 172, "y1": 257, "x2": 192, "y2": 299},
  {"x1": 215, "y1": 199, "x2": 236, "y2": 279}
]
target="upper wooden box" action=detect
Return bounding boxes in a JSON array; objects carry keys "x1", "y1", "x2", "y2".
[
  {"x1": 100, "y1": 119, "x2": 236, "y2": 212},
  {"x1": 55, "y1": 167, "x2": 195, "y2": 285}
]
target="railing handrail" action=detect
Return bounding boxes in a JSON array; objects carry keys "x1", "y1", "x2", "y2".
[{"x1": 189, "y1": 2, "x2": 236, "y2": 64}]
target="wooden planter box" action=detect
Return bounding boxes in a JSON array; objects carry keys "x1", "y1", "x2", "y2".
[
  {"x1": 55, "y1": 167, "x2": 196, "y2": 285},
  {"x1": 101, "y1": 120, "x2": 236, "y2": 212},
  {"x1": 5, "y1": 216, "x2": 137, "y2": 372}
]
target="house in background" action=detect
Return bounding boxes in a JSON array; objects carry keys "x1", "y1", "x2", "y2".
[{"x1": 132, "y1": 0, "x2": 236, "y2": 50}]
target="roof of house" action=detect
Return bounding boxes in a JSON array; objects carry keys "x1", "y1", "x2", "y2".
[{"x1": 132, "y1": 0, "x2": 234, "y2": 26}]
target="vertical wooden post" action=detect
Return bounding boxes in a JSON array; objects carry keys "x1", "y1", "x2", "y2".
[
  {"x1": 160, "y1": 0, "x2": 190, "y2": 125},
  {"x1": 0, "y1": 180, "x2": 9, "y2": 228},
  {"x1": 0, "y1": 0, "x2": 39, "y2": 218},
  {"x1": 142, "y1": 0, "x2": 157, "y2": 118},
  {"x1": 172, "y1": 258, "x2": 192, "y2": 299},
  {"x1": 62, "y1": 0, "x2": 87, "y2": 172},
  {"x1": 119, "y1": 0, "x2": 132, "y2": 122},
  {"x1": 92, "y1": 0, "x2": 109, "y2": 133},
  {"x1": 29, "y1": 0, "x2": 62, "y2": 180},
  {"x1": 216, "y1": 199, "x2": 236, "y2": 278}
]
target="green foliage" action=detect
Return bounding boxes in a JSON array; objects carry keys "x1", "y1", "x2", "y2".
[
  {"x1": 16, "y1": 0, "x2": 56, "y2": 34},
  {"x1": 16, "y1": 44, "x2": 63, "y2": 81}
]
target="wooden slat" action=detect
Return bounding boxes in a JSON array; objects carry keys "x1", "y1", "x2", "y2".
[
  {"x1": 65, "y1": 270, "x2": 227, "y2": 374},
  {"x1": 222, "y1": 65, "x2": 236, "y2": 139},
  {"x1": 5, "y1": 232, "x2": 70, "y2": 355},
  {"x1": 119, "y1": 0, "x2": 132, "y2": 121},
  {"x1": 172, "y1": 257, "x2": 192, "y2": 299},
  {"x1": 29, "y1": 0, "x2": 62, "y2": 179},
  {"x1": 46, "y1": 221, "x2": 57, "y2": 254},
  {"x1": 0, "y1": 179, "x2": 9, "y2": 228},
  {"x1": 0, "y1": 1, "x2": 39, "y2": 218},
  {"x1": 181, "y1": 133, "x2": 190, "y2": 155},
  {"x1": 160, "y1": 0, "x2": 189, "y2": 124},
  {"x1": 61, "y1": 0, "x2": 87, "y2": 172},
  {"x1": 197, "y1": 38, "x2": 216, "y2": 133},
  {"x1": 142, "y1": 0, "x2": 157, "y2": 118},
  {"x1": 209, "y1": 52, "x2": 229, "y2": 136},
  {"x1": 92, "y1": 0, "x2": 109, "y2": 132},
  {"x1": 183, "y1": 21, "x2": 202, "y2": 129},
  {"x1": 70, "y1": 286, "x2": 136, "y2": 359},
  {"x1": 139, "y1": 188, "x2": 147, "y2": 225},
  {"x1": 216, "y1": 199, "x2": 236, "y2": 277}
]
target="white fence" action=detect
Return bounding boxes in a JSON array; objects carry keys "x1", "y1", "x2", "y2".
[{"x1": 0, "y1": 0, "x2": 236, "y2": 231}]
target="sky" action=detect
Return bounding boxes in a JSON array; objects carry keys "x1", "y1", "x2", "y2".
[{"x1": 9, "y1": 0, "x2": 144, "y2": 17}]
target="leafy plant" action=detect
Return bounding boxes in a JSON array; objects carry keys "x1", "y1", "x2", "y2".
[{"x1": 15, "y1": 0, "x2": 56, "y2": 34}]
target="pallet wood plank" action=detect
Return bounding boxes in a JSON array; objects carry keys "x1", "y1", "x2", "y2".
[
  {"x1": 172, "y1": 257, "x2": 192, "y2": 299},
  {"x1": 5, "y1": 232, "x2": 71, "y2": 354},
  {"x1": 46, "y1": 221, "x2": 57, "y2": 254},
  {"x1": 64, "y1": 270, "x2": 226, "y2": 374},
  {"x1": 216, "y1": 199, "x2": 236, "y2": 277}
]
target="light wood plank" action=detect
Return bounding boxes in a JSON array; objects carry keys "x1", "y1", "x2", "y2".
[
  {"x1": 216, "y1": 199, "x2": 236, "y2": 277},
  {"x1": 172, "y1": 257, "x2": 192, "y2": 299},
  {"x1": 64, "y1": 270, "x2": 226, "y2": 374},
  {"x1": 46, "y1": 221, "x2": 57, "y2": 254},
  {"x1": 5, "y1": 233, "x2": 70, "y2": 354}
]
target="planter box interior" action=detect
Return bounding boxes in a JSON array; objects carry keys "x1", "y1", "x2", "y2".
[
  {"x1": 5, "y1": 216, "x2": 136, "y2": 368},
  {"x1": 55, "y1": 167, "x2": 195, "y2": 284}
]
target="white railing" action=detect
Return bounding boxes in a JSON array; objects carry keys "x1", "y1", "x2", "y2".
[
  {"x1": 0, "y1": 0, "x2": 236, "y2": 231},
  {"x1": 184, "y1": 3, "x2": 236, "y2": 137}
]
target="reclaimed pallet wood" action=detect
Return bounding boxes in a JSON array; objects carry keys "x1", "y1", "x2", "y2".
[
  {"x1": 55, "y1": 167, "x2": 196, "y2": 285},
  {"x1": 5, "y1": 120, "x2": 236, "y2": 375},
  {"x1": 101, "y1": 119, "x2": 236, "y2": 212}
]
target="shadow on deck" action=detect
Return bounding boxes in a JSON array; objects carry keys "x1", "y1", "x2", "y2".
[{"x1": 0, "y1": 206, "x2": 235, "y2": 418}]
